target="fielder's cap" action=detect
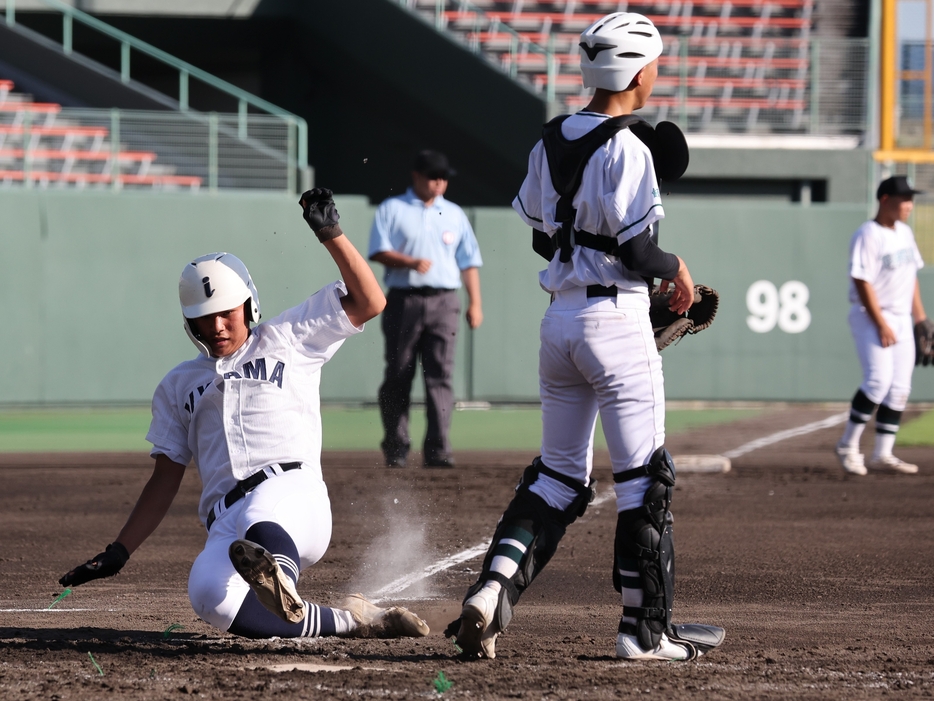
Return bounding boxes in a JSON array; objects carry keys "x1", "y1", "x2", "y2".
[
  {"x1": 413, "y1": 150, "x2": 456, "y2": 179},
  {"x1": 877, "y1": 175, "x2": 923, "y2": 199}
]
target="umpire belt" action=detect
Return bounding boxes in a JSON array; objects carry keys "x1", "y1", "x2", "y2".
[
  {"x1": 206, "y1": 461, "x2": 302, "y2": 531},
  {"x1": 391, "y1": 287, "x2": 456, "y2": 297}
]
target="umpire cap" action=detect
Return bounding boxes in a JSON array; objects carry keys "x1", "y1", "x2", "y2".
[{"x1": 414, "y1": 150, "x2": 456, "y2": 179}]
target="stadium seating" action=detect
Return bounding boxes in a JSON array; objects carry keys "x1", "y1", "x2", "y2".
[
  {"x1": 409, "y1": 0, "x2": 815, "y2": 132},
  {"x1": 0, "y1": 79, "x2": 202, "y2": 190}
]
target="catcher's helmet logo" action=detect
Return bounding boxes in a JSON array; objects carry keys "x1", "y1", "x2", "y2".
[
  {"x1": 579, "y1": 42, "x2": 617, "y2": 61},
  {"x1": 202, "y1": 277, "x2": 215, "y2": 298}
]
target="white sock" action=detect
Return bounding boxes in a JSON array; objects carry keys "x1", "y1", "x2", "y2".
[
  {"x1": 332, "y1": 607, "x2": 356, "y2": 635},
  {"x1": 839, "y1": 421, "x2": 866, "y2": 450},
  {"x1": 873, "y1": 432, "x2": 897, "y2": 459}
]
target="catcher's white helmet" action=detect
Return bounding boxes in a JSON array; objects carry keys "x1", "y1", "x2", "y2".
[
  {"x1": 579, "y1": 13, "x2": 663, "y2": 92},
  {"x1": 179, "y1": 252, "x2": 261, "y2": 356}
]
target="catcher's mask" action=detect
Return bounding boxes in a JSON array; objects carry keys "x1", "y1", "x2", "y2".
[
  {"x1": 579, "y1": 12, "x2": 663, "y2": 92},
  {"x1": 179, "y1": 252, "x2": 261, "y2": 357}
]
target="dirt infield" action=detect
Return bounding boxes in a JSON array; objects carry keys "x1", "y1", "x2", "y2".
[{"x1": 1, "y1": 406, "x2": 933, "y2": 700}]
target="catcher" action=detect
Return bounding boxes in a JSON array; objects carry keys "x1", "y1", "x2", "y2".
[
  {"x1": 446, "y1": 13, "x2": 722, "y2": 661},
  {"x1": 58, "y1": 189, "x2": 430, "y2": 641}
]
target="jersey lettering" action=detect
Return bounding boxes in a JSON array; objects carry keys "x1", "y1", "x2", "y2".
[
  {"x1": 882, "y1": 248, "x2": 916, "y2": 271},
  {"x1": 183, "y1": 383, "x2": 211, "y2": 414},
  {"x1": 184, "y1": 358, "x2": 285, "y2": 415},
  {"x1": 243, "y1": 358, "x2": 267, "y2": 380},
  {"x1": 269, "y1": 361, "x2": 285, "y2": 389},
  {"x1": 240, "y1": 358, "x2": 284, "y2": 388}
]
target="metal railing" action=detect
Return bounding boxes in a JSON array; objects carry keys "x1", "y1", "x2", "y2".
[
  {"x1": 396, "y1": 0, "x2": 870, "y2": 137},
  {"x1": 3, "y1": 0, "x2": 310, "y2": 192},
  {"x1": 0, "y1": 107, "x2": 297, "y2": 191}
]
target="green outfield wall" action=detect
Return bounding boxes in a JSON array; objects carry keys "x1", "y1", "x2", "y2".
[{"x1": 3, "y1": 189, "x2": 934, "y2": 405}]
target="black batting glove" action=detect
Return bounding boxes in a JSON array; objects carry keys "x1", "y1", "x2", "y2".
[
  {"x1": 299, "y1": 187, "x2": 344, "y2": 243},
  {"x1": 59, "y1": 542, "x2": 130, "y2": 587}
]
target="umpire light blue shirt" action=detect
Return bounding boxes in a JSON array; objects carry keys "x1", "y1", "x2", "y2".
[{"x1": 368, "y1": 188, "x2": 483, "y2": 289}]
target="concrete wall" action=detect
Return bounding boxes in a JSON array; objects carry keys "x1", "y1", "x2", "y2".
[
  {"x1": 684, "y1": 147, "x2": 873, "y2": 203},
  {"x1": 3, "y1": 189, "x2": 934, "y2": 405}
]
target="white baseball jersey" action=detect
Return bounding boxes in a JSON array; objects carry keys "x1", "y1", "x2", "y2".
[
  {"x1": 147, "y1": 281, "x2": 362, "y2": 523},
  {"x1": 513, "y1": 111, "x2": 665, "y2": 298},
  {"x1": 848, "y1": 220, "x2": 923, "y2": 314}
]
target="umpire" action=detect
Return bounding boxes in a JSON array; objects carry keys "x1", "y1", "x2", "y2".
[{"x1": 368, "y1": 150, "x2": 483, "y2": 468}]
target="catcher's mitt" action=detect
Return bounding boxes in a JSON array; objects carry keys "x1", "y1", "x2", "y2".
[
  {"x1": 649, "y1": 284, "x2": 720, "y2": 352},
  {"x1": 914, "y1": 318, "x2": 934, "y2": 366}
]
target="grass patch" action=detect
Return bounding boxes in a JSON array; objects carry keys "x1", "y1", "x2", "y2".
[
  {"x1": 322, "y1": 406, "x2": 758, "y2": 452},
  {"x1": 0, "y1": 408, "x2": 153, "y2": 452},
  {"x1": 0, "y1": 405, "x2": 757, "y2": 453},
  {"x1": 896, "y1": 409, "x2": 934, "y2": 446}
]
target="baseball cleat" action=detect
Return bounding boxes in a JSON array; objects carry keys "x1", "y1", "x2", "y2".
[
  {"x1": 340, "y1": 593, "x2": 430, "y2": 638},
  {"x1": 868, "y1": 454, "x2": 919, "y2": 474},
  {"x1": 229, "y1": 539, "x2": 305, "y2": 624},
  {"x1": 616, "y1": 632, "x2": 692, "y2": 660},
  {"x1": 455, "y1": 585, "x2": 500, "y2": 659},
  {"x1": 424, "y1": 455, "x2": 456, "y2": 469},
  {"x1": 616, "y1": 623, "x2": 725, "y2": 661},
  {"x1": 835, "y1": 443, "x2": 867, "y2": 476}
]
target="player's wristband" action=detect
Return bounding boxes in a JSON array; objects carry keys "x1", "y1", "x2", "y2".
[{"x1": 315, "y1": 224, "x2": 344, "y2": 243}]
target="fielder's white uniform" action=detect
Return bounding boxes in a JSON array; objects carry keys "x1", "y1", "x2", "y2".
[
  {"x1": 848, "y1": 220, "x2": 924, "y2": 410},
  {"x1": 147, "y1": 281, "x2": 361, "y2": 632},
  {"x1": 513, "y1": 111, "x2": 666, "y2": 513}
]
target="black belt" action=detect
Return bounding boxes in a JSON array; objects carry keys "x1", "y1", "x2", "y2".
[
  {"x1": 391, "y1": 287, "x2": 455, "y2": 297},
  {"x1": 206, "y1": 462, "x2": 302, "y2": 530},
  {"x1": 586, "y1": 284, "x2": 618, "y2": 297}
]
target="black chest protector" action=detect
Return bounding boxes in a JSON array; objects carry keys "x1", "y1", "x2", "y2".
[{"x1": 540, "y1": 114, "x2": 689, "y2": 263}]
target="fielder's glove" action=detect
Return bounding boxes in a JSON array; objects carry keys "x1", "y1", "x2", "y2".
[
  {"x1": 649, "y1": 284, "x2": 720, "y2": 352},
  {"x1": 59, "y1": 542, "x2": 130, "y2": 587},
  {"x1": 914, "y1": 318, "x2": 934, "y2": 366},
  {"x1": 298, "y1": 187, "x2": 344, "y2": 243}
]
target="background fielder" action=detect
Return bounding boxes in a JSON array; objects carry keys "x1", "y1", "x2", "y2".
[
  {"x1": 59, "y1": 189, "x2": 429, "y2": 641},
  {"x1": 836, "y1": 175, "x2": 931, "y2": 476}
]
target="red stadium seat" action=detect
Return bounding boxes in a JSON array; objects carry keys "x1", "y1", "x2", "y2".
[{"x1": 0, "y1": 79, "x2": 205, "y2": 190}]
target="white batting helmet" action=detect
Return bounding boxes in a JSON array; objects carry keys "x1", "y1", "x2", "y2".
[
  {"x1": 179, "y1": 252, "x2": 261, "y2": 356},
  {"x1": 579, "y1": 13, "x2": 663, "y2": 92}
]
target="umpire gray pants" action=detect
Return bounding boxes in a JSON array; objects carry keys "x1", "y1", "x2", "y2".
[{"x1": 378, "y1": 288, "x2": 460, "y2": 462}]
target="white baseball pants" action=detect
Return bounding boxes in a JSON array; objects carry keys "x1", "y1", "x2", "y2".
[
  {"x1": 533, "y1": 288, "x2": 665, "y2": 514},
  {"x1": 187, "y1": 468, "x2": 332, "y2": 631},
  {"x1": 849, "y1": 306, "x2": 914, "y2": 411}
]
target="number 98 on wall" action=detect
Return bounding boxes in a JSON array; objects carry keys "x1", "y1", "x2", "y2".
[{"x1": 746, "y1": 280, "x2": 811, "y2": 334}]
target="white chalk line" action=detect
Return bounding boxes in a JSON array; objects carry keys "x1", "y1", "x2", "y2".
[
  {"x1": 372, "y1": 487, "x2": 619, "y2": 602},
  {"x1": 0, "y1": 608, "x2": 105, "y2": 613},
  {"x1": 722, "y1": 412, "x2": 848, "y2": 459},
  {"x1": 375, "y1": 411, "x2": 848, "y2": 600}
]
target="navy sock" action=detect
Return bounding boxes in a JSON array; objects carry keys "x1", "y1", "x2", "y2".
[
  {"x1": 227, "y1": 521, "x2": 340, "y2": 639},
  {"x1": 228, "y1": 598, "x2": 338, "y2": 639},
  {"x1": 244, "y1": 521, "x2": 301, "y2": 583}
]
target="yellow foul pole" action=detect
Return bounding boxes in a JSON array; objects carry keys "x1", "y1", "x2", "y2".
[{"x1": 880, "y1": 0, "x2": 896, "y2": 151}]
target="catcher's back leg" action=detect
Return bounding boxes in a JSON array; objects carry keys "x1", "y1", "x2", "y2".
[{"x1": 613, "y1": 447, "x2": 725, "y2": 660}]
